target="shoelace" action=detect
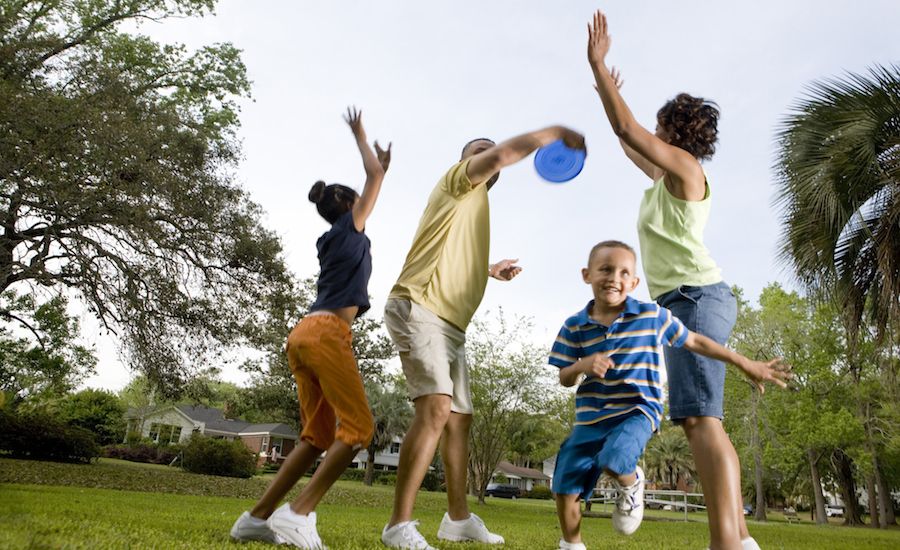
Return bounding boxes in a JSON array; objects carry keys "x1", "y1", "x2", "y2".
[
  {"x1": 616, "y1": 484, "x2": 640, "y2": 513},
  {"x1": 401, "y1": 521, "x2": 428, "y2": 546}
]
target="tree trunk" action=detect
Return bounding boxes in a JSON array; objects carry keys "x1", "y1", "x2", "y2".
[
  {"x1": 807, "y1": 448, "x2": 827, "y2": 525},
  {"x1": 866, "y1": 474, "x2": 880, "y2": 528},
  {"x1": 364, "y1": 440, "x2": 378, "y2": 486},
  {"x1": 876, "y1": 461, "x2": 896, "y2": 526},
  {"x1": 751, "y1": 392, "x2": 767, "y2": 521},
  {"x1": 833, "y1": 449, "x2": 864, "y2": 525}
]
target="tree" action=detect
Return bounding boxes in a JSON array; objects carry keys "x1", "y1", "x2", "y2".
[
  {"x1": 56, "y1": 388, "x2": 125, "y2": 445},
  {"x1": 0, "y1": 0, "x2": 294, "y2": 396},
  {"x1": 0, "y1": 292, "x2": 96, "y2": 405},
  {"x1": 643, "y1": 425, "x2": 695, "y2": 490},
  {"x1": 774, "y1": 64, "x2": 900, "y2": 341},
  {"x1": 363, "y1": 376, "x2": 412, "y2": 486},
  {"x1": 467, "y1": 309, "x2": 562, "y2": 504}
]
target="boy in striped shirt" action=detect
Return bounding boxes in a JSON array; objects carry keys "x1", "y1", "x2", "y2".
[{"x1": 550, "y1": 241, "x2": 788, "y2": 550}]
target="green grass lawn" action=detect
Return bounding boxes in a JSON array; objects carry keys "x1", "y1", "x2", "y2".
[{"x1": 1, "y1": 458, "x2": 899, "y2": 549}]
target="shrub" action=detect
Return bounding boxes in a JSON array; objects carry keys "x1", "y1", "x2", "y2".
[
  {"x1": 340, "y1": 468, "x2": 365, "y2": 481},
  {"x1": 181, "y1": 435, "x2": 256, "y2": 478},
  {"x1": 101, "y1": 443, "x2": 179, "y2": 465},
  {"x1": 376, "y1": 473, "x2": 397, "y2": 486},
  {"x1": 422, "y1": 471, "x2": 443, "y2": 492},
  {"x1": 527, "y1": 485, "x2": 552, "y2": 500},
  {"x1": 0, "y1": 409, "x2": 99, "y2": 463}
]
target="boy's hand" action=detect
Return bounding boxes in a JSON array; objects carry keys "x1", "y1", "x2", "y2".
[
  {"x1": 558, "y1": 127, "x2": 587, "y2": 151},
  {"x1": 742, "y1": 358, "x2": 792, "y2": 394},
  {"x1": 587, "y1": 10, "x2": 612, "y2": 67},
  {"x1": 579, "y1": 353, "x2": 614, "y2": 379},
  {"x1": 375, "y1": 141, "x2": 392, "y2": 172},
  {"x1": 344, "y1": 106, "x2": 366, "y2": 141},
  {"x1": 489, "y1": 259, "x2": 522, "y2": 281}
]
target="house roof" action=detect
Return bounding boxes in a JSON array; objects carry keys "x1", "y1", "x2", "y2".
[
  {"x1": 129, "y1": 404, "x2": 297, "y2": 439},
  {"x1": 495, "y1": 461, "x2": 550, "y2": 481}
]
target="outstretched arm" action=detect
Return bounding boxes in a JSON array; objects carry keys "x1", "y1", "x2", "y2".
[
  {"x1": 586, "y1": 10, "x2": 702, "y2": 195},
  {"x1": 683, "y1": 331, "x2": 791, "y2": 394},
  {"x1": 466, "y1": 126, "x2": 585, "y2": 188},
  {"x1": 345, "y1": 106, "x2": 388, "y2": 232}
]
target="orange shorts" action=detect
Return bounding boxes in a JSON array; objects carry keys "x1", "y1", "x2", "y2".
[{"x1": 286, "y1": 313, "x2": 374, "y2": 450}]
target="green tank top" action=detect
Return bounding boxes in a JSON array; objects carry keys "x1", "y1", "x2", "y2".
[{"x1": 637, "y1": 175, "x2": 722, "y2": 299}]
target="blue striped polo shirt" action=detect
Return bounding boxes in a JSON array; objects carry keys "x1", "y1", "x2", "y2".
[{"x1": 549, "y1": 296, "x2": 688, "y2": 430}]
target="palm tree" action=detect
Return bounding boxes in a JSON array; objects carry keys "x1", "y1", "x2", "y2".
[
  {"x1": 643, "y1": 427, "x2": 695, "y2": 490},
  {"x1": 363, "y1": 379, "x2": 413, "y2": 486},
  {"x1": 774, "y1": 64, "x2": 900, "y2": 341}
]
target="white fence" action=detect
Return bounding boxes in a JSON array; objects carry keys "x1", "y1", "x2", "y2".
[{"x1": 589, "y1": 488, "x2": 706, "y2": 522}]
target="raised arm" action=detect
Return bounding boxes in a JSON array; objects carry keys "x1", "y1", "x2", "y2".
[
  {"x1": 466, "y1": 125, "x2": 585, "y2": 188},
  {"x1": 683, "y1": 331, "x2": 791, "y2": 394},
  {"x1": 345, "y1": 106, "x2": 389, "y2": 232},
  {"x1": 586, "y1": 10, "x2": 703, "y2": 196}
]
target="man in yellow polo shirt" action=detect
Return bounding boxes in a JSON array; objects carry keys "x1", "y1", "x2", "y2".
[{"x1": 382, "y1": 126, "x2": 586, "y2": 549}]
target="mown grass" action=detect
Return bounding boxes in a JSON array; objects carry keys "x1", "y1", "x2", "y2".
[{"x1": 1, "y1": 458, "x2": 899, "y2": 549}]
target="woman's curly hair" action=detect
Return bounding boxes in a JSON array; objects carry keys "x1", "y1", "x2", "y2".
[{"x1": 656, "y1": 93, "x2": 720, "y2": 161}]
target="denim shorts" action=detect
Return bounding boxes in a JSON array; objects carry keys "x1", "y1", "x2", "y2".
[
  {"x1": 551, "y1": 413, "x2": 653, "y2": 499},
  {"x1": 656, "y1": 281, "x2": 737, "y2": 421}
]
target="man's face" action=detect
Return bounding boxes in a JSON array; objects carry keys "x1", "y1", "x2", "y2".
[{"x1": 582, "y1": 246, "x2": 640, "y2": 308}]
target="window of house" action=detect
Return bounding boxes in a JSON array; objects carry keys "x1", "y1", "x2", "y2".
[
  {"x1": 261, "y1": 436, "x2": 269, "y2": 452},
  {"x1": 148, "y1": 423, "x2": 160, "y2": 442},
  {"x1": 389, "y1": 442, "x2": 401, "y2": 454},
  {"x1": 271, "y1": 437, "x2": 283, "y2": 455}
]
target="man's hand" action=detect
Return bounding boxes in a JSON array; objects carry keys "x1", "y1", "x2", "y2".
[
  {"x1": 489, "y1": 259, "x2": 522, "y2": 281},
  {"x1": 343, "y1": 106, "x2": 366, "y2": 141},
  {"x1": 587, "y1": 10, "x2": 612, "y2": 67},
  {"x1": 741, "y1": 358, "x2": 792, "y2": 394},
  {"x1": 579, "y1": 353, "x2": 614, "y2": 379},
  {"x1": 559, "y1": 127, "x2": 587, "y2": 152},
  {"x1": 375, "y1": 141, "x2": 392, "y2": 172}
]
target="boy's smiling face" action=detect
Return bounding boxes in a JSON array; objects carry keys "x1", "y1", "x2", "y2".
[{"x1": 582, "y1": 245, "x2": 640, "y2": 309}]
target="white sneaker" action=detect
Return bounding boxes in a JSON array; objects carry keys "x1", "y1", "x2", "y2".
[
  {"x1": 559, "y1": 539, "x2": 588, "y2": 549},
  {"x1": 230, "y1": 511, "x2": 282, "y2": 544},
  {"x1": 381, "y1": 521, "x2": 436, "y2": 550},
  {"x1": 705, "y1": 538, "x2": 761, "y2": 550},
  {"x1": 437, "y1": 512, "x2": 504, "y2": 544},
  {"x1": 612, "y1": 466, "x2": 645, "y2": 535},
  {"x1": 268, "y1": 504, "x2": 325, "y2": 549}
]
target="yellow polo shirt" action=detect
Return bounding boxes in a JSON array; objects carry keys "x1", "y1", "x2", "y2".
[{"x1": 389, "y1": 160, "x2": 490, "y2": 331}]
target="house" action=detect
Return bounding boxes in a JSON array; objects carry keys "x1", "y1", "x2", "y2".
[
  {"x1": 351, "y1": 437, "x2": 403, "y2": 472},
  {"x1": 124, "y1": 404, "x2": 298, "y2": 466},
  {"x1": 493, "y1": 460, "x2": 550, "y2": 492}
]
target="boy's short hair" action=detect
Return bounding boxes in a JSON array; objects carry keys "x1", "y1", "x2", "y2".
[
  {"x1": 588, "y1": 240, "x2": 636, "y2": 265},
  {"x1": 460, "y1": 138, "x2": 495, "y2": 159}
]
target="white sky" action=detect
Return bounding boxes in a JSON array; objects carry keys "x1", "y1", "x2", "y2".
[{"x1": 82, "y1": 0, "x2": 900, "y2": 391}]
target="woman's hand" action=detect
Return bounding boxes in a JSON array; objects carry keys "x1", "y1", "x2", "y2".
[{"x1": 587, "y1": 10, "x2": 612, "y2": 68}]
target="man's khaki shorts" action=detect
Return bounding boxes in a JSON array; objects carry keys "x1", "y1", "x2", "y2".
[{"x1": 383, "y1": 298, "x2": 473, "y2": 414}]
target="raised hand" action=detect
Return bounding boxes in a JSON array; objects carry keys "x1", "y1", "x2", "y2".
[
  {"x1": 343, "y1": 106, "x2": 366, "y2": 140},
  {"x1": 489, "y1": 258, "x2": 522, "y2": 281},
  {"x1": 587, "y1": 9, "x2": 611, "y2": 67},
  {"x1": 375, "y1": 141, "x2": 392, "y2": 172},
  {"x1": 611, "y1": 66, "x2": 624, "y2": 90},
  {"x1": 742, "y1": 358, "x2": 792, "y2": 394}
]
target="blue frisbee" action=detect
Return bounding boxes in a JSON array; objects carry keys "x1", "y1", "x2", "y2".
[{"x1": 534, "y1": 140, "x2": 586, "y2": 183}]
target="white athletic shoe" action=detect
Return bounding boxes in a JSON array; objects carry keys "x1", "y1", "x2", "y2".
[
  {"x1": 381, "y1": 521, "x2": 437, "y2": 550},
  {"x1": 612, "y1": 466, "x2": 645, "y2": 535},
  {"x1": 436, "y1": 512, "x2": 504, "y2": 544},
  {"x1": 559, "y1": 539, "x2": 588, "y2": 549},
  {"x1": 230, "y1": 511, "x2": 282, "y2": 544},
  {"x1": 267, "y1": 504, "x2": 325, "y2": 549},
  {"x1": 705, "y1": 537, "x2": 761, "y2": 550}
]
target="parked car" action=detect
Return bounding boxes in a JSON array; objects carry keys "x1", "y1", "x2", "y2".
[
  {"x1": 485, "y1": 483, "x2": 521, "y2": 499},
  {"x1": 743, "y1": 504, "x2": 753, "y2": 516},
  {"x1": 825, "y1": 504, "x2": 844, "y2": 518}
]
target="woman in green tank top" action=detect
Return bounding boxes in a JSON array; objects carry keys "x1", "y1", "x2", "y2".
[{"x1": 585, "y1": 11, "x2": 790, "y2": 550}]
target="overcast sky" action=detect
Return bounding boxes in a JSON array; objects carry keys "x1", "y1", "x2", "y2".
[{"x1": 82, "y1": 0, "x2": 900, "y2": 391}]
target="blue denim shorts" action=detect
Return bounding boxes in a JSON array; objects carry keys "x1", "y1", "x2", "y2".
[
  {"x1": 551, "y1": 413, "x2": 653, "y2": 499},
  {"x1": 656, "y1": 281, "x2": 737, "y2": 421}
]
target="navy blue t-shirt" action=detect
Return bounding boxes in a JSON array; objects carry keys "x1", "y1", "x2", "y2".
[{"x1": 309, "y1": 211, "x2": 372, "y2": 317}]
